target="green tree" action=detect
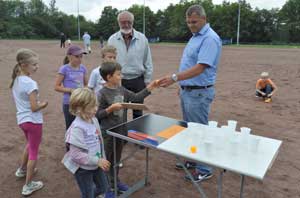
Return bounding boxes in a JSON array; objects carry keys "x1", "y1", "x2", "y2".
[
  {"x1": 128, "y1": 4, "x2": 156, "y2": 37},
  {"x1": 96, "y1": 6, "x2": 119, "y2": 40},
  {"x1": 280, "y1": 0, "x2": 300, "y2": 42}
]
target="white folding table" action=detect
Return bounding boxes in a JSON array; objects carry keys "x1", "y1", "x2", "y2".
[
  {"x1": 107, "y1": 114, "x2": 282, "y2": 198},
  {"x1": 157, "y1": 124, "x2": 282, "y2": 197}
]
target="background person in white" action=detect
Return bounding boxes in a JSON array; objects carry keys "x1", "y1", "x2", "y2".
[
  {"x1": 107, "y1": 11, "x2": 153, "y2": 119},
  {"x1": 82, "y1": 31, "x2": 91, "y2": 53},
  {"x1": 88, "y1": 45, "x2": 117, "y2": 95}
]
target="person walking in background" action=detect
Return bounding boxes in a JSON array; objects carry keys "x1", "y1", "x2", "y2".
[
  {"x1": 256, "y1": 72, "x2": 278, "y2": 103},
  {"x1": 108, "y1": 10, "x2": 153, "y2": 119},
  {"x1": 159, "y1": 4, "x2": 222, "y2": 182},
  {"x1": 99, "y1": 35, "x2": 104, "y2": 48},
  {"x1": 82, "y1": 32, "x2": 92, "y2": 53},
  {"x1": 54, "y1": 45, "x2": 88, "y2": 130},
  {"x1": 60, "y1": 32, "x2": 66, "y2": 48},
  {"x1": 66, "y1": 38, "x2": 72, "y2": 47},
  {"x1": 10, "y1": 49, "x2": 48, "y2": 196},
  {"x1": 88, "y1": 45, "x2": 117, "y2": 96},
  {"x1": 62, "y1": 88, "x2": 111, "y2": 198}
]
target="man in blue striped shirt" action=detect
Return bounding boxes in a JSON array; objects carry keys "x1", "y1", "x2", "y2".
[{"x1": 159, "y1": 4, "x2": 222, "y2": 182}]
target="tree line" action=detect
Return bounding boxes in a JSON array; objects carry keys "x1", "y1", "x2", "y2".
[{"x1": 0, "y1": 0, "x2": 299, "y2": 43}]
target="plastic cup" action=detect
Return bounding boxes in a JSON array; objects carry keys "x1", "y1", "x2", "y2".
[
  {"x1": 221, "y1": 125, "x2": 235, "y2": 140},
  {"x1": 249, "y1": 137, "x2": 260, "y2": 153},
  {"x1": 204, "y1": 140, "x2": 213, "y2": 155},
  {"x1": 240, "y1": 127, "x2": 251, "y2": 135},
  {"x1": 240, "y1": 127, "x2": 251, "y2": 144},
  {"x1": 208, "y1": 121, "x2": 218, "y2": 128},
  {"x1": 229, "y1": 140, "x2": 238, "y2": 155},
  {"x1": 227, "y1": 120, "x2": 237, "y2": 131}
]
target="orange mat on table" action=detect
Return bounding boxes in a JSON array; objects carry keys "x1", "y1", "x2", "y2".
[{"x1": 156, "y1": 125, "x2": 186, "y2": 139}]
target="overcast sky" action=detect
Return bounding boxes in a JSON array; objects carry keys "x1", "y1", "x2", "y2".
[{"x1": 42, "y1": 0, "x2": 287, "y2": 22}]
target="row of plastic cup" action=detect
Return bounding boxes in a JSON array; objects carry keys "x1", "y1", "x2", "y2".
[{"x1": 188, "y1": 120, "x2": 260, "y2": 155}]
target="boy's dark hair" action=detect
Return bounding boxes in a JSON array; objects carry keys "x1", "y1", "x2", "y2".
[{"x1": 99, "y1": 61, "x2": 122, "y2": 81}]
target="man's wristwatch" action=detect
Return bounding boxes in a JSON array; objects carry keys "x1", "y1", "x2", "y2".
[{"x1": 171, "y1": 73, "x2": 178, "y2": 82}]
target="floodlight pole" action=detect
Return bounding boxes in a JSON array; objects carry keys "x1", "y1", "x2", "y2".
[
  {"x1": 143, "y1": 0, "x2": 146, "y2": 35},
  {"x1": 77, "y1": 0, "x2": 81, "y2": 40},
  {"x1": 237, "y1": 0, "x2": 241, "y2": 45}
]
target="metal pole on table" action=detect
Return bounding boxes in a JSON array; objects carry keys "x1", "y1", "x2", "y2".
[
  {"x1": 240, "y1": 175, "x2": 245, "y2": 198},
  {"x1": 113, "y1": 137, "x2": 118, "y2": 197}
]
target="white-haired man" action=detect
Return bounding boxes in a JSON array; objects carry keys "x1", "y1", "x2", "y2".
[{"x1": 108, "y1": 10, "x2": 153, "y2": 119}]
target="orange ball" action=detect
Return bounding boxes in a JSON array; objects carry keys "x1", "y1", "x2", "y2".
[{"x1": 190, "y1": 146, "x2": 197, "y2": 153}]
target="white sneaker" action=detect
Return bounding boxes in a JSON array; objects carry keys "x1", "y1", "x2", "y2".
[
  {"x1": 15, "y1": 167, "x2": 38, "y2": 178},
  {"x1": 22, "y1": 181, "x2": 44, "y2": 196},
  {"x1": 15, "y1": 168, "x2": 26, "y2": 178}
]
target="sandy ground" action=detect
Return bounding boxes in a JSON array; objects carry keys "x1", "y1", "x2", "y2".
[{"x1": 0, "y1": 40, "x2": 299, "y2": 198}]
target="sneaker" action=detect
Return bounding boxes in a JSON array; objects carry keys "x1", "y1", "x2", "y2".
[
  {"x1": 21, "y1": 181, "x2": 43, "y2": 196},
  {"x1": 184, "y1": 171, "x2": 213, "y2": 182},
  {"x1": 15, "y1": 167, "x2": 38, "y2": 178},
  {"x1": 264, "y1": 98, "x2": 272, "y2": 103},
  {"x1": 15, "y1": 168, "x2": 26, "y2": 178},
  {"x1": 175, "y1": 161, "x2": 197, "y2": 170},
  {"x1": 117, "y1": 181, "x2": 129, "y2": 191},
  {"x1": 105, "y1": 191, "x2": 115, "y2": 198}
]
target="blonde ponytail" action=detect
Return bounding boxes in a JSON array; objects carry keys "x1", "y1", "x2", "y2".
[
  {"x1": 10, "y1": 48, "x2": 38, "y2": 88},
  {"x1": 9, "y1": 64, "x2": 21, "y2": 88}
]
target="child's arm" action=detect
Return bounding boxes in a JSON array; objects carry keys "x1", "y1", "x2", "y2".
[
  {"x1": 29, "y1": 90, "x2": 48, "y2": 112},
  {"x1": 125, "y1": 80, "x2": 159, "y2": 102},
  {"x1": 146, "y1": 79, "x2": 160, "y2": 91},
  {"x1": 268, "y1": 79, "x2": 278, "y2": 96},
  {"x1": 96, "y1": 103, "x2": 123, "y2": 119},
  {"x1": 87, "y1": 71, "x2": 96, "y2": 90},
  {"x1": 96, "y1": 93, "x2": 123, "y2": 119},
  {"x1": 98, "y1": 158, "x2": 110, "y2": 171},
  {"x1": 69, "y1": 144, "x2": 110, "y2": 171},
  {"x1": 255, "y1": 79, "x2": 266, "y2": 96},
  {"x1": 54, "y1": 74, "x2": 73, "y2": 93}
]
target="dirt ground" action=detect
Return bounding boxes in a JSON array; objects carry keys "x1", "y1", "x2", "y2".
[{"x1": 0, "y1": 40, "x2": 299, "y2": 198}]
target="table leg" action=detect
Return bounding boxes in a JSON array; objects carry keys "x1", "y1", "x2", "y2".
[
  {"x1": 145, "y1": 148, "x2": 149, "y2": 185},
  {"x1": 176, "y1": 157, "x2": 207, "y2": 198},
  {"x1": 217, "y1": 169, "x2": 225, "y2": 198},
  {"x1": 113, "y1": 136, "x2": 118, "y2": 197},
  {"x1": 240, "y1": 175, "x2": 245, "y2": 198}
]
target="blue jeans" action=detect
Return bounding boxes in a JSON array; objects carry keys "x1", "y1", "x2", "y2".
[
  {"x1": 180, "y1": 87, "x2": 215, "y2": 173},
  {"x1": 256, "y1": 84, "x2": 273, "y2": 98},
  {"x1": 74, "y1": 168, "x2": 109, "y2": 198}
]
